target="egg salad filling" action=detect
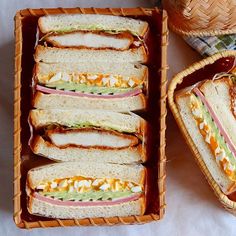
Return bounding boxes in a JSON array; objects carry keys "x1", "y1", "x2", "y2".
[
  {"x1": 35, "y1": 176, "x2": 143, "y2": 201},
  {"x1": 190, "y1": 94, "x2": 236, "y2": 179},
  {"x1": 38, "y1": 72, "x2": 144, "y2": 92}
]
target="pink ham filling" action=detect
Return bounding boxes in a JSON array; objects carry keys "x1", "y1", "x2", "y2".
[
  {"x1": 36, "y1": 85, "x2": 142, "y2": 99},
  {"x1": 34, "y1": 192, "x2": 141, "y2": 207},
  {"x1": 193, "y1": 87, "x2": 236, "y2": 157}
]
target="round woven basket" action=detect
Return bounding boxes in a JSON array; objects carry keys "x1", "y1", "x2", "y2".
[
  {"x1": 164, "y1": 0, "x2": 236, "y2": 36},
  {"x1": 168, "y1": 50, "x2": 236, "y2": 215}
]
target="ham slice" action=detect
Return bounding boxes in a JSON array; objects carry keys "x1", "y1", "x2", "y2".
[
  {"x1": 36, "y1": 85, "x2": 142, "y2": 99},
  {"x1": 193, "y1": 87, "x2": 236, "y2": 157},
  {"x1": 34, "y1": 192, "x2": 141, "y2": 207}
]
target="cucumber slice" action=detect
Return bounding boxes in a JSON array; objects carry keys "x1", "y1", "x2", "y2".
[
  {"x1": 43, "y1": 190, "x2": 134, "y2": 201},
  {"x1": 45, "y1": 81, "x2": 141, "y2": 95},
  {"x1": 194, "y1": 95, "x2": 236, "y2": 167}
]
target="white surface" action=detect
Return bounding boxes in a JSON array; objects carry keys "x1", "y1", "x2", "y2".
[{"x1": 0, "y1": 0, "x2": 236, "y2": 235}]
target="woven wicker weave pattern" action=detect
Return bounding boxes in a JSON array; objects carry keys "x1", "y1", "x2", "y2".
[
  {"x1": 164, "y1": 0, "x2": 236, "y2": 36},
  {"x1": 168, "y1": 50, "x2": 236, "y2": 215},
  {"x1": 14, "y1": 11, "x2": 23, "y2": 227},
  {"x1": 13, "y1": 7, "x2": 168, "y2": 228}
]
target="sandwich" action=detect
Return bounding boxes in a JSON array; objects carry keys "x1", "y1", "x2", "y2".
[
  {"x1": 33, "y1": 14, "x2": 149, "y2": 111},
  {"x1": 175, "y1": 68, "x2": 236, "y2": 195},
  {"x1": 32, "y1": 61, "x2": 148, "y2": 112},
  {"x1": 38, "y1": 14, "x2": 149, "y2": 50},
  {"x1": 29, "y1": 109, "x2": 147, "y2": 163},
  {"x1": 26, "y1": 162, "x2": 146, "y2": 219}
]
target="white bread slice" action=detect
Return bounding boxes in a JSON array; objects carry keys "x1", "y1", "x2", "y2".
[
  {"x1": 176, "y1": 91, "x2": 235, "y2": 194},
  {"x1": 29, "y1": 109, "x2": 146, "y2": 135},
  {"x1": 198, "y1": 78, "x2": 236, "y2": 147},
  {"x1": 28, "y1": 195, "x2": 145, "y2": 219},
  {"x1": 35, "y1": 62, "x2": 148, "y2": 81},
  {"x1": 34, "y1": 45, "x2": 147, "y2": 63},
  {"x1": 30, "y1": 136, "x2": 146, "y2": 163},
  {"x1": 33, "y1": 92, "x2": 146, "y2": 112},
  {"x1": 38, "y1": 14, "x2": 148, "y2": 37},
  {"x1": 45, "y1": 31, "x2": 133, "y2": 50},
  {"x1": 27, "y1": 161, "x2": 146, "y2": 188}
]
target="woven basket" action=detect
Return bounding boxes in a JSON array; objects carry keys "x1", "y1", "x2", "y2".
[
  {"x1": 14, "y1": 7, "x2": 168, "y2": 229},
  {"x1": 164, "y1": 0, "x2": 236, "y2": 36},
  {"x1": 168, "y1": 50, "x2": 236, "y2": 215}
]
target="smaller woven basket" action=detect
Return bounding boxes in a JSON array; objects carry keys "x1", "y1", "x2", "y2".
[
  {"x1": 168, "y1": 50, "x2": 236, "y2": 215},
  {"x1": 164, "y1": 0, "x2": 236, "y2": 36}
]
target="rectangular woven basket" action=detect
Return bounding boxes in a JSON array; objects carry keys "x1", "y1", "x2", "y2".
[
  {"x1": 168, "y1": 50, "x2": 236, "y2": 215},
  {"x1": 14, "y1": 7, "x2": 168, "y2": 228}
]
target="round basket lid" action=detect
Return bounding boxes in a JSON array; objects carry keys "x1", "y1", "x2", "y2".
[{"x1": 164, "y1": 0, "x2": 236, "y2": 36}]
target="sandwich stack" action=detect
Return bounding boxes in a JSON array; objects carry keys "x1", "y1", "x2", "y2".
[
  {"x1": 27, "y1": 14, "x2": 150, "y2": 219},
  {"x1": 33, "y1": 14, "x2": 149, "y2": 112}
]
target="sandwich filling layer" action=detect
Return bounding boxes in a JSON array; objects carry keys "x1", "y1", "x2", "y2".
[
  {"x1": 46, "y1": 128, "x2": 139, "y2": 148},
  {"x1": 190, "y1": 92, "x2": 236, "y2": 179},
  {"x1": 43, "y1": 31, "x2": 138, "y2": 50},
  {"x1": 36, "y1": 72, "x2": 145, "y2": 98},
  {"x1": 40, "y1": 123, "x2": 142, "y2": 149},
  {"x1": 31, "y1": 176, "x2": 143, "y2": 206}
]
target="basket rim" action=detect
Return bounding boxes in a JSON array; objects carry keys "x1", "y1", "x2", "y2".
[
  {"x1": 168, "y1": 21, "x2": 236, "y2": 37},
  {"x1": 167, "y1": 50, "x2": 236, "y2": 212},
  {"x1": 13, "y1": 7, "x2": 168, "y2": 229}
]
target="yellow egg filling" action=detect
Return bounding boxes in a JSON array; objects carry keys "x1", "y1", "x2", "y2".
[
  {"x1": 38, "y1": 72, "x2": 144, "y2": 88},
  {"x1": 36, "y1": 176, "x2": 143, "y2": 194},
  {"x1": 190, "y1": 94, "x2": 235, "y2": 178}
]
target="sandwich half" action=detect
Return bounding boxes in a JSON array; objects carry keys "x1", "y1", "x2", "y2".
[
  {"x1": 26, "y1": 162, "x2": 146, "y2": 219},
  {"x1": 32, "y1": 62, "x2": 147, "y2": 111},
  {"x1": 38, "y1": 14, "x2": 148, "y2": 50},
  {"x1": 175, "y1": 69, "x2": 236, "y2": 195},
  {"x1": 29, "y1": 109, "x2": 147, "y2": 163}
]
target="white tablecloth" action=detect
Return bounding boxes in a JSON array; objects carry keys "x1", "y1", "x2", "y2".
[{"x1": 1, "y1": 0, "x2": 236, "y2": 235}]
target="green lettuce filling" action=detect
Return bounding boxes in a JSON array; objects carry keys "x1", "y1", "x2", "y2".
[
  {"x1": 194, "y1": 94, "x2": 236, "y2": 167},
  {"x1": 45, "y1": 81, "x2": 141, "y2": 95},
  {"x1": 52, "y1": 26, "x2": 139, "y2": 37},
  {"x1": 42, "y1": 190, "x2": 135, "y2": 201},
  {"x1": 45, "y1": 122, "x2": 137, "y2": 134}
]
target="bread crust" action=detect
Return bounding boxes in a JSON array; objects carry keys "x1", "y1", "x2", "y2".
[
  {"x1": 34, "y1": 45, "x2": 148, "y2": 63},
  {"x1": 27, "y1": 161, "x2": 146, "y2": 188},
  {"x1": 27, "y1": 193, "x2": 145, "y2": 219},
  {"x1": 30, "y1": 135, "x2": 146, "y2": 163},
  {"x1": 139, "y1": 45, "x2": 148, "y2": 63},
  {"x1": 38, "y1": 14, "x2": 149, "y2": 37},
  {"x1": 29, "y1": 108, "x2": 146, "y2": 133},
  {"x1": 198, "y1": 76, "x2": 232, "y2": 93},
  {"x1": 32, "y1": 91, "x2": 147, "y2": 112},
  {"x1": 35, "y1": 62, "x2": 148, "y2": 81}
]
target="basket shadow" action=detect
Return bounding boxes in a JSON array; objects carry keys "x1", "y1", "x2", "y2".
[{"x1": 0, "y1": 40, "x2": 15, "y2": 213}]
